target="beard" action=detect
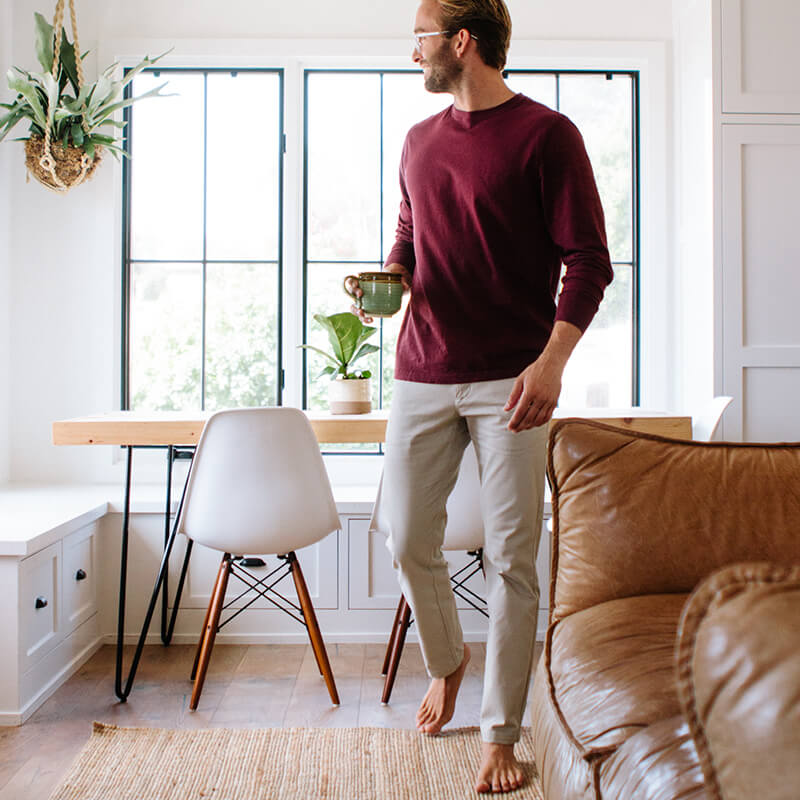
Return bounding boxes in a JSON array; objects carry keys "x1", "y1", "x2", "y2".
[{"x1": 423, "y1": 45, "x2": 464, "y2": 93}]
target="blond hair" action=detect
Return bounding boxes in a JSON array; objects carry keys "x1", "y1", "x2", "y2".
[{"x1": 435, "y1": 0, "x2": 512, "y2": 70}]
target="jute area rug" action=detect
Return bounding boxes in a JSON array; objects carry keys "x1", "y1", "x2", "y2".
[{"x1": 50, "y1": 723, "x2": 544, "y2": 800}]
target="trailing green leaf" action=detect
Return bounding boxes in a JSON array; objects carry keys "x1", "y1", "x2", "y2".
[
  {"x1": 57, "y1": 28, "x2": 82, "y2": 94},
  {"x1": 7, "y1": 69, "x2": 47, "y2": 129},
  {"x1": 33, "y1": 13, "x2": 54, "y2": 73}
]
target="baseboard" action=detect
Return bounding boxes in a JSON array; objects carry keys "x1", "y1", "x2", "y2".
[{"x1": 104, "y1": 625, "x2": 547, "y2": 646}]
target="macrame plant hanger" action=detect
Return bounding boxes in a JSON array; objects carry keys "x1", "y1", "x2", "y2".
[{"x1": 28, "y1": 0, "x2": 98, "y2": 192}]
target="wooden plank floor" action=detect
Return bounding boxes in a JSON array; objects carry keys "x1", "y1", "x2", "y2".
[{"x1": 0, "y1": 641, "x2": 542, "y2": 800}]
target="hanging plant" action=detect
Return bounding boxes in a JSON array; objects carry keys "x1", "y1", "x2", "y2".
[{"x1": 0, "y1": 1, "x2": 170, "y2": 193}]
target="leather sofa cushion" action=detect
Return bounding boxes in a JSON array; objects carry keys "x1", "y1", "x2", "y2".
[
  {"x1": 598, "y1": 715, "x2": 707, "y2": 800},
  {"x1": 546, "y1": 593, "x2": 687, "y2": 759},
  {"x1": 547, "y1": 420, "x2": 800, "y2": 620},
  {"x1": 676, "y1": 562, "x2": 800, "y2": 800}
]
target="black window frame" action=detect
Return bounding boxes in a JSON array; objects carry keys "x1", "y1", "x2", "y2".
[{"x1": 120, "y1": 67, "x2": 286, "y2": 411}]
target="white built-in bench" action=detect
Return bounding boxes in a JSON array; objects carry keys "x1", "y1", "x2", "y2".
[{"x1": 0, "y1": 486, "x2": 114, "y2": 725}]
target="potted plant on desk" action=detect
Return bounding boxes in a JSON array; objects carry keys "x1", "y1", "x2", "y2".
[{"x1": 300, "y1": 312, "x2": 379, "y2": 414}]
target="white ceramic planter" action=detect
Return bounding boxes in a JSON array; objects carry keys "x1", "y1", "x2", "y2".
[{"x1": 329, "y1": 377, "x2": 372, "y2": 414}]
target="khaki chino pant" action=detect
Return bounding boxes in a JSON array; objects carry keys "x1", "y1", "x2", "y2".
[{"x1": 373, "y1": 378, "x2": 547, "y2": 744}]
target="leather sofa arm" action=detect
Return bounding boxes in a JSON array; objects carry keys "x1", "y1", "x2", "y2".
[{"x1": 676, "y1": 562, "x2": 800, "y2": 800}]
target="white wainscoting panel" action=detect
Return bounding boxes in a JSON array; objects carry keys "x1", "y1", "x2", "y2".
[
  {"x1": 720, "y1": 123, "x2": 800, "y2": 439},
  {"x1": 721, "y1": 0, "x2": 800, "y2": 113},
  {"x1": 744, "y1": 367, "x2": 800, "y2": 441}
]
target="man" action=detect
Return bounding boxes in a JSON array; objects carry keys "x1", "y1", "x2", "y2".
[{"x1": 352, "y1": 0, "x2": 613, "y2": 792}]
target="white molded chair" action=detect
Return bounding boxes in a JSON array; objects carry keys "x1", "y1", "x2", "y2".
[
  {"x1": 176, "y1": 407, "x2": 341, "y2": 711},
  {"x1": 374, "y1": 442, "x2": 486, "y2": 704},
  {"x1": 692, "y1": 396, "x2": 733, "y2": 441}
]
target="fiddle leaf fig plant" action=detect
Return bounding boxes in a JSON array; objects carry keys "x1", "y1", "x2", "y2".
[
  {"x1": 0, "y1": 12, "x2": 170, "y2": 159},
  {"x1": 300, "y1": 312, "x2": 379, "y2": 380}
]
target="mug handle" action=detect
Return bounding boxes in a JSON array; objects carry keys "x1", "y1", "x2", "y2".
[{"x1": 343, "y1": 275, "x2": 362, "y2": 307}]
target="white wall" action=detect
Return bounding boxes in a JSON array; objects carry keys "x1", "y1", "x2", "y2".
[
  {"x1": 0, "y1": 0, "x2": 13, "y2": 483},
  {"x1": 6, "y1": 0, "x2": 682, "y2": 484},
  {"x1": 672, "y1": 0, "x2": 714, "y2": 415},
  {"x1": 10, "y1": 0, "x2": 673, "y2": 46}
]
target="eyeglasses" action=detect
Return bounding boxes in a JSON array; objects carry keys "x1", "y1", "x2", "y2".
[
  {"x1": 413, "y1": 31, "x2": 446, "y2": 51},
  {"x1": 413, "y1": 30, "x2": 478, "y2": 52}
]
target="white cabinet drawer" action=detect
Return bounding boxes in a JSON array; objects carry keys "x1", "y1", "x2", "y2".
[
  {"x1": 19, "y1": 541, "x2": 62, "y2": 671},
  {"x1": 62, "y1": 524, "x2": 98, "y2": 634}
]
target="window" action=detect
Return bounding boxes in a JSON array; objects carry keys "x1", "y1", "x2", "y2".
[
  {"x1": 122, "y1": 69, "x2": 284, "y2": 411},
  {"x1": 122, "y1": 62, "x2": 639, "y2": 427},
  {"x1": 303, "y1": 69, "x2": 639, "y2": 418}
]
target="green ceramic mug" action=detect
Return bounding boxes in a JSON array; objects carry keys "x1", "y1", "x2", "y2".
[{"x1": 343, "y1": 271, "x2": 404, "y2": 318}]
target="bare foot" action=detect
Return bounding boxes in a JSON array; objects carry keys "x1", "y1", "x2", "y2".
[
  {"x1": 475, "y1": 742, "x2": 526, "y2": 794},
  {"x1": 415, "y1": 644, "x2": 471, "y2": 735}
]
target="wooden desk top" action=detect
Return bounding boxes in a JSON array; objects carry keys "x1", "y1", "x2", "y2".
[{"x1": 52, "y1": 408, "x2": 692, "y2": 446}]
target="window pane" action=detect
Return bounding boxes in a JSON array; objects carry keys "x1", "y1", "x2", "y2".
[
  {"x1": 205, "y1": 263, "x2": 279, "y2": 409},
  {"x1": 505, "y1": 73, "x2": 557, "y2": 109},
  {"x1": 382, "y1": 73, "x2": 451, "y2": 261},
  {"x1": 559, "y1": 74, "x2": 633, "y2": 263},
  {"x1": 130, "y1": 74, "x2": 205, "y2": 260},
  {"x1": 307, "y1": 74, "x2": 381, "y2": 260},
  {"x1": 130, "y1": 263, "x2": 202, "y2": 409},
  {"x1": 560, "y1": 264, "x2": 632, "y2": 408},
  {"x1": 206, "y1": 73, "x2": 281, "y2": 261}
]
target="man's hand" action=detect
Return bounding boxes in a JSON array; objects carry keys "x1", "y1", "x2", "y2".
[
  {"x1": 504, "y1": 320, "x2": 583, "y2": 432},
  {"x1": 344, "y1": 277, "x2": 374, "y2": 324},
  {"x1": 504, "y1": 355, "x2": 564, "y2": 432},
  {"x1": 346, "y1": 263, "x2": 412, "y2": 324}
]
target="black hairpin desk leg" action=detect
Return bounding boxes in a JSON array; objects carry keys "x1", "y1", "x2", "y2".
[
  {"x1": 162, "y1": 446, "x2": 195, "y2": 645},
  {"x1": 114, "y1": 445, "x2": 193, "y2": 702}
]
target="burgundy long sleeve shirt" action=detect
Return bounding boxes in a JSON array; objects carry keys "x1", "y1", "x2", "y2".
[{"x1": 385, "y1": 93, "x2": 613, "y2": 384}]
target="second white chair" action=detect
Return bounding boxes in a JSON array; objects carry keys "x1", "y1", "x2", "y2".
[
  {"x1": 692, "y1": 395, "x2": 733, "y2": 441},
  {"x1": 176, "y1": 407, "x2": 341, "y2": 711}
]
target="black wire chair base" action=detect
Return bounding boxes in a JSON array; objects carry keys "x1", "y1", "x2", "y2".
[{"x1": 216, "y1": 555, "x2": 308, "y2": 631}]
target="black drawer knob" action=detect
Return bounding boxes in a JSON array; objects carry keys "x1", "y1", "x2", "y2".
[
  {"x1": 35, "y1": 596, "x2": 48, "y2": 610},
  {"x1": 75, "y1": 569, "x2": 87, "y2": 581}
]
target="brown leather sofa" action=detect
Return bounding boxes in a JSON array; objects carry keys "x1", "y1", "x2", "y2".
[{"x1": 530, "y1": 420, "x2": 800, "y2": 800}]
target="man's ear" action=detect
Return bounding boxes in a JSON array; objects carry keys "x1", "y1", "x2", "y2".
[{"x1": 453, "y1": 28, "x2": 473, "y2": 57}]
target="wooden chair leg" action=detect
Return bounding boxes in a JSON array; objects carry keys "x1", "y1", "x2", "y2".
[
  {"x1": 381, "y1": 599, "x2": 406, "y2": 676},
  {"x1": 288, "y1": 552, "x2": 340, "y2": 706},
  {"x1": 190, "y1": 553, "x2": 232, "y2": 711},
  {"x1": 190, "y1": 593, "x2": 213, "y2": 681},
  {"x1": 381, "y1": 595, "x2": 412, "y2": 705}
]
